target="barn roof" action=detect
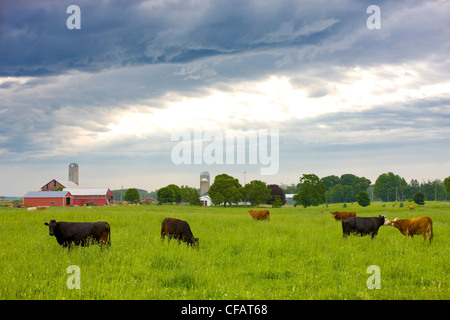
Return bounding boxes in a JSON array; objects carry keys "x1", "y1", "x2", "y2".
[
  {"x1": 24, "y1": 191, "x2": 71, "y2": 198},
  {"x1": 63, "y1": 188, "x2": 110, "y2": 196}
]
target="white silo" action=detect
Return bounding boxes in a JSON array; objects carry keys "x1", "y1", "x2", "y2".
[{"x1": 200, "y1": 171, "x2": 210, "y2": 196}]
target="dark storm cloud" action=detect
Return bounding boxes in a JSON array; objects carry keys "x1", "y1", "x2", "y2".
[{"x1": 0, "y1": 0, "x2": 367, "y2": 76}]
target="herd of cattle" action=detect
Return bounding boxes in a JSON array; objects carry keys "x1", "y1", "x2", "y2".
[{"x1": 43, "y1": 208, "x2": 434, "y2": 249}]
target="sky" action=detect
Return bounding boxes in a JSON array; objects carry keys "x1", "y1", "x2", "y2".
[{"x1": 1, "y1": 0, "x2": 449, "y2": 196}]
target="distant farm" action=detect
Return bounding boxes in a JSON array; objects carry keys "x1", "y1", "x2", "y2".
[{"x1": 0, "y1": 202, "x2": 448, "y2": 300}]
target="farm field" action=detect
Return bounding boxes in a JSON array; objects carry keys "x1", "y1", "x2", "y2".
[{"x1": 0, "y1": 202, "x2": 448, "y2": 300}]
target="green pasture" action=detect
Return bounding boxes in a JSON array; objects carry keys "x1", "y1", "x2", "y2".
[{"x1": 0, "y1": 202, "x2": 448, "y2": 300}]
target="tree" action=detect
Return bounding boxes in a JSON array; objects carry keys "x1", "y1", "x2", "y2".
[
  {"x1": 157, "y1": 186, "x2": 175, "y2": 204},
  {"x1": 267, "y1": 184, "x2": 286, "y2": 205},
  {"x1": 166, "y1": 184, "x2": 181, "y2": 203},
  {"x1": 124, "y1": 188, "x2": 140, "y2": 203},
  {"x1": 294, "y1": 174, "x2": 326, "y2": 208},
  {"x1": 243, "y1": 180, "x2": 271, "y2": 207},
  {"x1": 208, "y1": 173, "x2": 243, "y2": 207},
  {"x1": 413, "y1": 191, "x2": 425, "y2": 206},
  {"x1": 320, "y1": 175, "x2": 340, "y2": 190},
  {"x1": 356, "y1": 190, "x2": 371, "y2": 207},
  {"x1": 445, "y1": 176, "x2": 450, "y2": 200},
  {"x1": 374, "y1": 172, "x2": 406, "y2": 202},
  {"x1": 180, "y1": 185, "x2": 202, "y2": 205}
]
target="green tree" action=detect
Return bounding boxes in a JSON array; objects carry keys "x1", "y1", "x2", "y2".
[
  {"x1": 243, "y1": 180, "x2": 271, "y2": 207},
  {"x1": 356, "y1": 190, "x2": 371, "y2": 207},
  {"x1": 413, "y1": 191, "x2": 425, "y2": 206},
  {"x1": 294, "y1": 174, "x2": 326, "y2": 208},
  {"x1": 208, "y1": 173, "x2": 243, "y2": 207},
  {"x1": 320, "y1": 175, "x2": 340, "y2": 190},
  {"x1": 157, "y1": 186, "x2": 175, "y2": 204},
  {"x1": 374, "y1": 172, "x2": 406, "y2": 202},
  {"x1": 180, "y1": 185, "x2": 202, "y2": 206},
  {"x1": 444, "y1": 176, "x2": 450, "y2": 200},
  {"x1": 165, "y1": 184, "x2": 181, "y2": 203},
  {"x1": 124, "y1": 188, "x2": 140, "y2": 203}
]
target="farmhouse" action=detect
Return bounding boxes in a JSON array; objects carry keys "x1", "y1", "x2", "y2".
[
  {"x1": 200, "y1": 193, "x2": 212, "y2": 206},
  {"x1": 24, "y1": 191, "x2": 73, "y2": 207}
]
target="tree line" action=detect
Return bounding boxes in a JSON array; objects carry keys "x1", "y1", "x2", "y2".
[{"x1": 120, "y1": 173, "x2": 450, "y2": 208}]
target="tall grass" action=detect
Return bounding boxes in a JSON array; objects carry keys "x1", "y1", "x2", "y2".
[{"x1": 0, "y1": 202, "x2": 448, "y2": 299}]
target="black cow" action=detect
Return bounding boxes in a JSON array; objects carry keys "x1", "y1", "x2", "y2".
[
  {"x1": 341, "y1": 215, "x2": 389, "y2": 239},
  {"x1": 161, "y1": 217, "x2": 199, "y2": 247},
  {"x1": 44, "y1": 220, "x2": 111, "y2": 249}
]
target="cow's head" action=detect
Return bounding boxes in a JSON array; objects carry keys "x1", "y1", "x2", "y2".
[
  {"x1": 44, "y1": 220, "x2": 58, "y2": 236},
  {"x1": 380, "y1": 215, "x2": 390, "y2": 226},
  {"x1": 193, "y1": 238, "x2": 199, "y2": 247},
  {"x1": 386, "y1": 217, "x2": 399, "y2": 227}
]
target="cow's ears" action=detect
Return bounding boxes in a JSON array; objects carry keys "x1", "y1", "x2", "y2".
[{"x1": 44, "y1": 222, "x2": 49, "y2": 226}]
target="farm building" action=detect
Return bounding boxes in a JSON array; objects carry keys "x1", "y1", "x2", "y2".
[
  {"x1": 41, "y1": 179, "x2": 79, "y2": 191},
  {"x1": 63, "y1": 188, "x2": 113, "y2": 206},
  {"x1": 24, "y1": 191, "x2": 73, "y2": 207},
  {"x1": 200, "y1": 193, "x2": 212, "y2": 206},
  {"x1": 24, "y1": 188, "x2": 113, "y2": 207}
]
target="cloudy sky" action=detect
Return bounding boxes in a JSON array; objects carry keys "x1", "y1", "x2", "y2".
[{"x1": 1, "y1": 0, "x2": 449, "y2": 196}]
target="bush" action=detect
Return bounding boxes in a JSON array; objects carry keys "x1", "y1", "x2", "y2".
[
  {"x1": 356, "y1": 190, "x2": 370, "y2": 207},
  {"x1": 413, "y1": 191, "x2": 426, "y2": 206}
]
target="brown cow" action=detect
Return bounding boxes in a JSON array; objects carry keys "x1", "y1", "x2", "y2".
[
  {"x1": 387, "y1": 216, "x2": 433, "y2": 243},
  {"x1": 161, "y1": 217, "x2": 199, "y2": 247},
  {"x1": 248, "y1": 210, "x2": 270, "y2": 221},
  {"x1": 407, "y1": 205, "x2": 415, "y2": 210},
  {"x1": 331, "y1": 211, "x2": 356, "y2": 221}
]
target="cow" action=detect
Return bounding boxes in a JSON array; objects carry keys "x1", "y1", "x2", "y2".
[
  {"x1": 44, "y1": 220, "x2": 111, "y2": 249},
  {"x1": 248, "y1": 209, "x2": 270, "y2": 221},
  {"x1": 331, "y1": 211, "x2": 356, "y2": 221},
  {"x1": 341, "y1": 215, "x2": 389, "y2": 239},
  {"x1": 408, "y1": 205, "x2": 415, "y2": 210},
  {"x1": 160, "y1": 218, "x2": 199, "y2": 247},
  {"x1": 387, "y1": 216, "x2": 433, "y2": 243}
]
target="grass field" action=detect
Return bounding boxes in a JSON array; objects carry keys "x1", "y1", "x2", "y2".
[{"x1": 0, "y1": 202, "x2": 448, "y2": 300}]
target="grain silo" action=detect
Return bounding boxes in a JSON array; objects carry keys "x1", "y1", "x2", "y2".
[
  {"x1": 200, "y1": 171, "x2": 210, "y2": 196},
  {"x1": 68, "y1": 163, "x2": 79, "y2": 185}
]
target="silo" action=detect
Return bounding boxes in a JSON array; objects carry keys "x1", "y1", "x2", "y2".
[
  {"x1": 69, "y1": 163, "x2": 79, "y2": 185},
  {"x1": 200, "y1": 171, "x2": 210, "y2": 196}
]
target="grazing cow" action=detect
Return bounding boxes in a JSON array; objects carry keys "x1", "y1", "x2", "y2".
[
  {"x1": 44, "y1": 220, "x2": 111, "y2": 249},
  {"x1": 248, "y1": 210, "x2": 270, "y2": 221},
  {"x1": 161, "y1": 218, "x2": 199, "y2": 247},
  {"x1": 387, "y1": 216, "x2": 433, "y2": 243},
  {"x1": 331, "y1": 211, "x2": 356, "y2": 221},
  {"x1": 341, "y1": 215, "x2": 389, "y2": 239},
  {"x1": 408, "y1": 205, "x2": 415, "y2": 210}
]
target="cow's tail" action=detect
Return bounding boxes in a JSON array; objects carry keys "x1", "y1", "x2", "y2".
[
  {"x1": 106, "y1": 222, "x2": 111, "y2": 249},
  {"x1": 428, "y1": 218, "x2": 433, "y2": 243}
]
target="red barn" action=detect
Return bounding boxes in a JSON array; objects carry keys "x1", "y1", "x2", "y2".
[
  {"x1": 63, "y1": 188, "x2": 113, "y2": 206},
  {"x1": 41, "y1": 179, "x2": 79, "y2": 191},
  {"x1": 24, "y1": 191, "x2": 73, "y2": 207}
]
